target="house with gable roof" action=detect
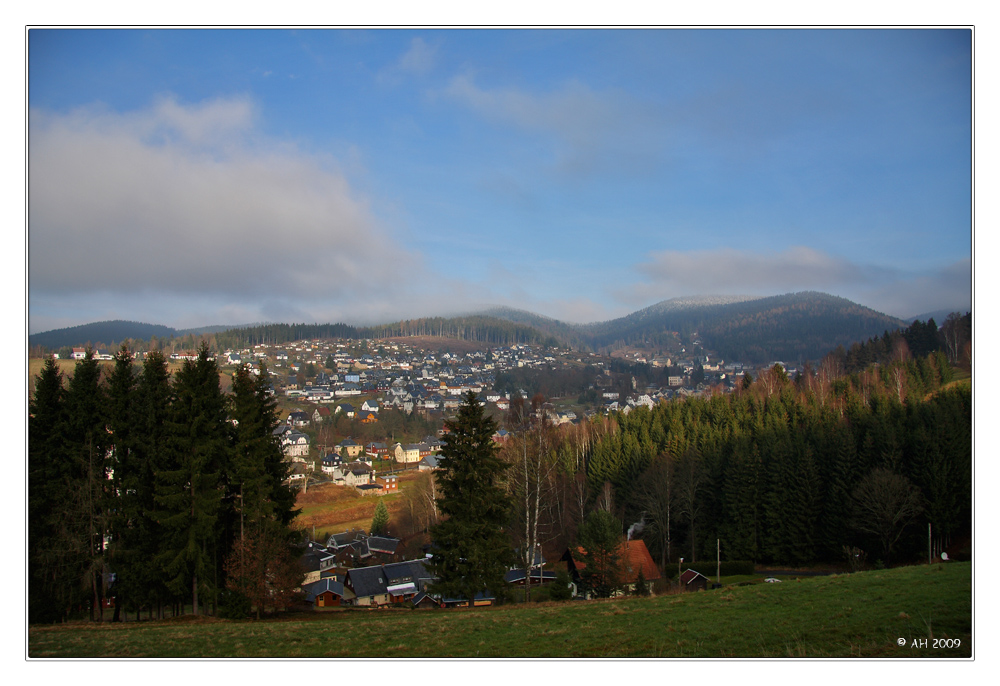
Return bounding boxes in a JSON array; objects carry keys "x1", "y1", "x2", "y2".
[
  {"x1": 393, "y1": 442, "x2": 422, "y2": 464},
  {"x1": 320, "y1": 452, "x2": 343, "y2": 474},
  {"x1": 343, "y1": 559, "x2": 434, "y2": 607},
  {"x1": 338, "y1": 437, "x2": 363, "y2": 458},
  {"x1": 287, "y1": 410, "x2": 310, "y2": 427},
  {"x1": 302, "y1": 578, "x2": 345, "y2": 608},
  {"x1": 562, "y1": 537, "x2": 660, "y2": 598},
  {"x1": 357, "y1": 410, "x2": 379, "y2": 424},
  {"x1": 281, "y1": 431, "x2": 310, "y2": 459},
  {"x1": 336, "y1": 461, "x2": 372, "y2": 488},
  {"x1": 679, "y1": 568, "x2": 709, "y2": 592}
]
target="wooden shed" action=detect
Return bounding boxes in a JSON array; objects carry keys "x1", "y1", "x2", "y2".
[{"x1": 679, "y1": 569, "x2": 709, "y2": 592}]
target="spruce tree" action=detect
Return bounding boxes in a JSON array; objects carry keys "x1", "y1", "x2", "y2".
[
  {"x1": 230, "y1": 362, "x2": 284, "y2": 534},
  {"x1": 64, "y1": 349, "x2": 112, "y2": 621},
  {"x1": 429, "y1": 391, "x2": 513, "y2": 604},
  {"x1": 105, "y1": 344, "x2": 138, "y2": 620},
  {"x1": 578, "y1": 509, "x2": 623, "y2": 598},
  {"x1": 371, "y1": 499, "x2": 390, "y2": 537},
  {"x1": 154, "y1": 344, "x2": 227, "y2": 615},
  {"x1": 28, "y1": 356, "x2": 67, "y2": 622},
  {"x1": 132, "y1": 350, "x2": 172, "y2": 617},
  {"x1": 224, "y1": 361, "x2": 301, "y2": 619}
]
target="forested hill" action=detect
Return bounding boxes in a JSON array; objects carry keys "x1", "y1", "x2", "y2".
[
  {"x1": 473, "y1": 307, "x2": 592, "y2": 350},
  {"x1": 213, "y1": 316, "x2": 558, "y2": 350},
  {"x1": 580, "y1": 292, "x2": 905, "y2": 363},
  {"x1": 31, "y1": 292, "x2": 911, "y2": 364},
  {"x1": 29, "y1": 320, "x2": 179, "y2": 350}
]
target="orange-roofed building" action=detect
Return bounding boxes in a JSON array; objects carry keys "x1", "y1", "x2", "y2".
[
  {"x1": 562, "y1": 538, "x2": 660, "y2": 597},
  {"x1": 620, "y1": 538, "x2": 660, "y2": 586}
]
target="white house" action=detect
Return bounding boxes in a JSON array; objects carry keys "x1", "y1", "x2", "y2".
[{"x1": 282, "y1": 432, "x2": 310, "y2": 459}]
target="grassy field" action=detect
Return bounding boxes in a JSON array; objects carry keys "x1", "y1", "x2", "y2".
[{"x1": 28, "y1": 561, "x2": 972, "y2": 658}]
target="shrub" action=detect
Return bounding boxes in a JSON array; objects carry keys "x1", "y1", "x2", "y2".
[
  {"x1": 549, "y1": 570, "x2": 574, "y2": 601},
  {"x1": 217, "y1": 590, "x2": 251, "y2": 620}
]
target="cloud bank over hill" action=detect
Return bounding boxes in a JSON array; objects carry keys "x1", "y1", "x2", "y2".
[
  {"x1": 28, "y1": 31, "x2": 971, "y2": 332},
  {"x1": 618, "y1": 247, "x2": 970, "y2": 319}
]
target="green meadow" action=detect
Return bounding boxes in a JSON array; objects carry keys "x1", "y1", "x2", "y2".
[{"x1": 29, "y1": 562, "x2": 971, "y2": 658}]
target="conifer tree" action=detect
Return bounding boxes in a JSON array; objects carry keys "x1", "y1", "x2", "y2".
[
  {"x1": 106, "y1": 344, "x2": 138, "y2": 620},
  {"x1": 64, "y1": 349, "x2": 112, "y2": 620},
  {"x1": 154, "y1": 344, "x2": 227, "y2": 615},
  {"x1": 429, "y1": 391, "x2": 513, "y2": 604},
  {"x1": 224, "y1": 361, "x2": 301, "y2": 618},
  {"x1": 28, "y1": 356, "x2": 67, "y2": 623},
  {"x1": 720, "y1": 438, "x2": 761, "y2": 562},
  {"x1": 817, "y1": 424, "x2": 858, "y2": 561},
  {"x1": 131, "y1": 350, "x2": 172, "y2": 617},
  {"x1": 577, "y1": 509, "x2": 623, "y2": 598},
  {"x1": 371, "y1": 499, "x2": 390, "y2": 537},
  {"x1": 229, "y1": 362, "x2": 289, "y2": 533}
]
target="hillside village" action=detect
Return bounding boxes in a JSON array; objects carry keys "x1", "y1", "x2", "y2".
[
  {"x1": 297, "y1": 526, "x2": 662, "y2": 609},
  {"x1": 135, "y1": 337, "x2": 793, "y2": 491},
  {"x1": 43, "y1": 335, "x2": 806, "y2": 502}
]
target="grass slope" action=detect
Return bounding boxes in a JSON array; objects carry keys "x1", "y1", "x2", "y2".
[{"x1": 29, "y1": 562, "x2": 971, "y2": 658}]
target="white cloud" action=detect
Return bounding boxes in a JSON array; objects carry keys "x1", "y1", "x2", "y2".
[
  {"x1": 853, "y1": 258, "x2": 971, "y2": 319},
  {"x1": 634, "y1": 246, "x2": 869, "y2": 295},
  {"x1": 29, "y1": 97, "x2": 416, "y2": 310},
  {"x1": 443, "y1": 75, "x2": 616, "y2": 136},
  {"x1": 398, "y1": 37, "x2": 436, "y2": 74},
  {"x1": 441, "y1": 75, "x2": 663, "y2": 177},
  {"x1": 377, "y1": 37, "x2": 438, "y2": 84}
]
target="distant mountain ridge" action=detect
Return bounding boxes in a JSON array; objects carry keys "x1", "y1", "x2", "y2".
[
  {"x1": 30, "y1": 293, "x2": 923, "y2": 364},
  {"x1": 29, "y1": 320, "x2": 179, "y2": 351},
  {"x1": 28, "y1": 320, "x2": 257, "y2": 351},
  {"x1": 578, "y1": 291, "x2": 905, "y2": 362}
]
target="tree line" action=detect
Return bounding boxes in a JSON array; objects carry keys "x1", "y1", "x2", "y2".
[
  {"x1": 491, "y1": 349, "x2": 969, "y2": 586},
  {"x1": 212, "y1": 316, "x2": 557, "y2": 351},
  {"x1": 826, "y1": 312, "x2": 971, "y2": 375},
  {"x1": 28, "y1": 343, "x2": 301, "y2": 623}
]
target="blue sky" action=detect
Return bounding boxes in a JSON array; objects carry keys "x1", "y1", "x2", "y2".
[{"x1": 27, "y1": 28, "x2": 972, "y2": 333}]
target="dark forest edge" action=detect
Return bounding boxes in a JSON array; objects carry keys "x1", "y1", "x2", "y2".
[{"x1": 28, "y1": 345, "x2": 302, "y2": 624}]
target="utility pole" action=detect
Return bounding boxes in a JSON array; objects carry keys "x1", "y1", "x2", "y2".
[
  {"x1": 928, "y1": 523, "x2": 932, "y2": 565},
  {"x1": 717, "y1": 539, "x2": 721, "y2": 585}
]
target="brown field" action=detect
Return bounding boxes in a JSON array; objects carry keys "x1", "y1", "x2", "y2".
[
  {"x1": 294, "y1": 471, "x2": 428, "y2": 540},
  {"x1": 383, "y1": 336, "x2": 488, "y2": 354},
  {"x1": 28, "y1": 356, "x2": 234, "y2": 398}
]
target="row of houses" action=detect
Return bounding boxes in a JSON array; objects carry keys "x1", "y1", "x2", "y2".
[
  {"x1": 300, "y1": 531, "x2": 403, "y2": 582},
  {"x1": 300, "y1": 536, "x2": 675, "y2": 610}
]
